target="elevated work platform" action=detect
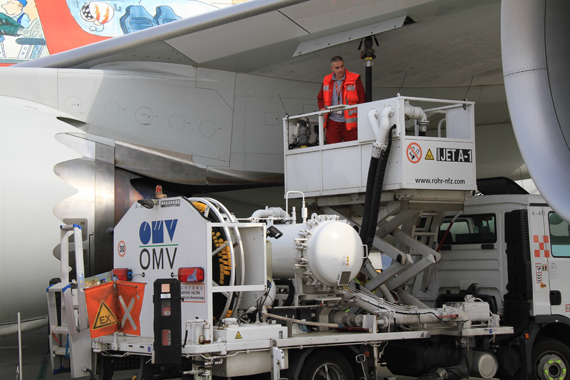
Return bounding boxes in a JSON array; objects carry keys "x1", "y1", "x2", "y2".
[{"x1": 284, "y1": 96, "x2": 476, "y2": 206}]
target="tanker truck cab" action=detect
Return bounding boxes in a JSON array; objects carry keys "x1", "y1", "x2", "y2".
[{"x1": 410, "y1": 177, "x2": 570, "y2": 380}]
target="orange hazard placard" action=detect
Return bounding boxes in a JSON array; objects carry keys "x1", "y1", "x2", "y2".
[
  {"x1": 85, "y1": 282, "x2": 120, "y2": 338},
  {"x1": 85, "y1": 281, "x2": 145, "y2": 338},
  {"x1": 116, "y1": 282, "x2": 145, "y2": 335}
]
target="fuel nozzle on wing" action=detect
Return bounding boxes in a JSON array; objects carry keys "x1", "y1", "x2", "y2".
[
  {"x1": 359, "y1": 35, "x2": 379, "y2": 102},
  {"x1": 359, "y1": 35, "x2": 378, "y2": 65}
]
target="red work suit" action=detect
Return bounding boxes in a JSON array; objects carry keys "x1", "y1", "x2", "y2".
[{"x1": 317, "y1": 69, "x2": 366, "y2": 143}]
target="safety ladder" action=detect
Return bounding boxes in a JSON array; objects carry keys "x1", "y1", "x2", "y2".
[
  {"x1": 412, "y1": 211, "x2": 445, "y2": 247},
  {"x1": 411, "y1": 210, "x2": 446, "y2": 292},
  {"x1": 46, "y1": 224, "x2": 92, "y2": 378}
]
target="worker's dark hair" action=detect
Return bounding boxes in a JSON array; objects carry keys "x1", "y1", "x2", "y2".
[{"x1": 330, "y1": 56, "x2": 344, "y2": 66}]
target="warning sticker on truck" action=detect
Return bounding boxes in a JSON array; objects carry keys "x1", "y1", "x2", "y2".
[
  {"x1": 93, "y1": 301, "x2": 118, "y2": 329},
  {"x1": 535, "y1": 263, "x2": 543, "y2": 284},
  {"x1": 181, "y1": 283, "x2": 205, "y2": 303},
  {"x1": 407, "y1": 143, "x2": 422, "y2": 163}
]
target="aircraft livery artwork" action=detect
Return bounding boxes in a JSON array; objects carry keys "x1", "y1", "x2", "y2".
[{"x1": 0, "y1": 0, "x2": 227, "y2": 65}]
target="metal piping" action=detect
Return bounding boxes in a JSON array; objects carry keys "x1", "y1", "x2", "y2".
[
  {"x1": 437, "y1": 118, "x2": 446, "y2": 138},
  {"x1": 347, "y1": 297, "x2": 469, "y2": 327},
  {"x1": 368, "y1": 105, "x2": 394, "y2": 153},
  {"x1": 262, "y1": 308, "x2": 343, "y2": 328},
  {"x1": 249, "y1": 207, "x2": 290, "y2": 222},
  {"x1": 404, "y1": 104, "x2": 428, "y2": 124},
  {"x1": 285, "y1": 191, "x2": 307, "y2": 224}
]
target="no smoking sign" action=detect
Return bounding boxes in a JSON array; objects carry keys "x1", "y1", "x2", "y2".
[{"x1": 407, "y1": 143, "x2": 422, "y2": 163}]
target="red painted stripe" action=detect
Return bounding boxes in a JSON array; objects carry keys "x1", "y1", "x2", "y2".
[{"x1": 35, "y1": 0, "x2": 110, "y2": 55}]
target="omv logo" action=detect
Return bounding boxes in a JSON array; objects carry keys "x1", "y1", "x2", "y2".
[{"x1": 139, "y1": 220, "x2": 178, "y2": 245}]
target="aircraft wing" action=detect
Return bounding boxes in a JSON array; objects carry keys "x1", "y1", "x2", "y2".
[
  {"x1": 17, "y1": 0, "x2": 506, "y2": 112},
  {"x1": 18, "y1": 0, "x2": 304, "y2": 70},
  {"x1": 17, "y1": 0, "x2": 507, "y2": 120},
  {"x1": 17, "y1": 0, "x2": 439, "y2": 73},
  {"x1": 15, "y1": 0, "x2": 516, "y2": 184}
]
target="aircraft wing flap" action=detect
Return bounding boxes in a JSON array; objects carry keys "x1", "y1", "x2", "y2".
[
  {"x1": 166, "y1": 11, "x2": 308, "y2": 64},
  {"x1": 293, "y1": 16, "x2": 407, "y2": 57},
  {"x1": 278, "y1": 0, "x2": 420, "y2": 33}
]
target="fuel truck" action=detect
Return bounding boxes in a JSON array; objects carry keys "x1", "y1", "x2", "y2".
[{"x1": 46, "y1": 97, "x2": 570, "y2": 380}]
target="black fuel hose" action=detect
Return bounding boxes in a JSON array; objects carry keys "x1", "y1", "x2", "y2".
[
  {"x1": 416, "y1": 347, "x2": 470, "y2": 380},
  {"x1": 359, "y1": 155, "x2": 379, "y2": 241},
  {"x1": 359, "y1": 125, "x2": 397, "y2": 257},
  {"x1": 274, "y1": 279, "x2": 295, "y2": 307}
]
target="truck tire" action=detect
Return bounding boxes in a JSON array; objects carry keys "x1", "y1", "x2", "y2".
[
  {"x1": 300, "y1": 349, "x2": 354, "y2": 380},
  {"x1": 532, "y1": 339, "x2": 570, "y2": 380}
]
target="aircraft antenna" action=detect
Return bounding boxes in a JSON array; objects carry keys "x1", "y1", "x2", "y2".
[
  {"x1": 463, "y1": 75, "x2": 475, "y2": 109},
  {"x1": 278, "y1": 94, "x2": 289, "y2": 118},
  {"x1": 464, "y1": 75, "x2": 475, "y2": 100},
  {"x1": 398, "y1": 71, "x2": 408, "y2": 95}
]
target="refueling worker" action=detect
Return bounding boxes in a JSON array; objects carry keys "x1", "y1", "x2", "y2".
[{"x1": 317, "y1": 56, "x2": 366, "y2": 143}]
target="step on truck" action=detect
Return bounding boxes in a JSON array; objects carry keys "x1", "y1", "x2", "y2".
[{"x1": 47, "y1": 96, "x2": 570, "y2": 380}]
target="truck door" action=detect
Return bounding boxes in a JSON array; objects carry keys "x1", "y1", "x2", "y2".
[
  {"x1": 543, "y1": 208, "x2": 570, "y2": 316},
  {"x1": 529, "y1": 207, "x2": 552, "y2": 316}
]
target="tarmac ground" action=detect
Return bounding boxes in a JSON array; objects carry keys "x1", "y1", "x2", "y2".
[{"x1": 1, "y1": 327, "x2": 90, "y2": 380}]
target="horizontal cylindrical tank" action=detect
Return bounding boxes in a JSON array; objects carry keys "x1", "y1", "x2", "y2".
[{"x1": 271, "y1": 218, "x2": 364, "y2": 286}]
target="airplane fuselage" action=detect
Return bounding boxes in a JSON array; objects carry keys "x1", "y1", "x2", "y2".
[{"x1": 0, "y1": 63, "x2": 318, "y2": 334}]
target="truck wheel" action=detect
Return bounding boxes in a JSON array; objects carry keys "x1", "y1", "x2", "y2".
[
  {"x1": 532, "y1": 339, "x2": 570, "y2": 380},
  {"x1": 300, "y1": 349, "x2": 354, "y2": 380}
]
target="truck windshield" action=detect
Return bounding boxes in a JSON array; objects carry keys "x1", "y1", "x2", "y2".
[
  {"x1": 549, "y1": 212, "x2": 570, "y2": 257},
  {"x1": 438, "y1": 214, "x2": 496, "y2": 245}
]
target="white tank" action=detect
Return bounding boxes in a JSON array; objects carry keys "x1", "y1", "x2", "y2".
[{"x1": 270, "y1": 215, "x2": 364, "y2": 287}]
